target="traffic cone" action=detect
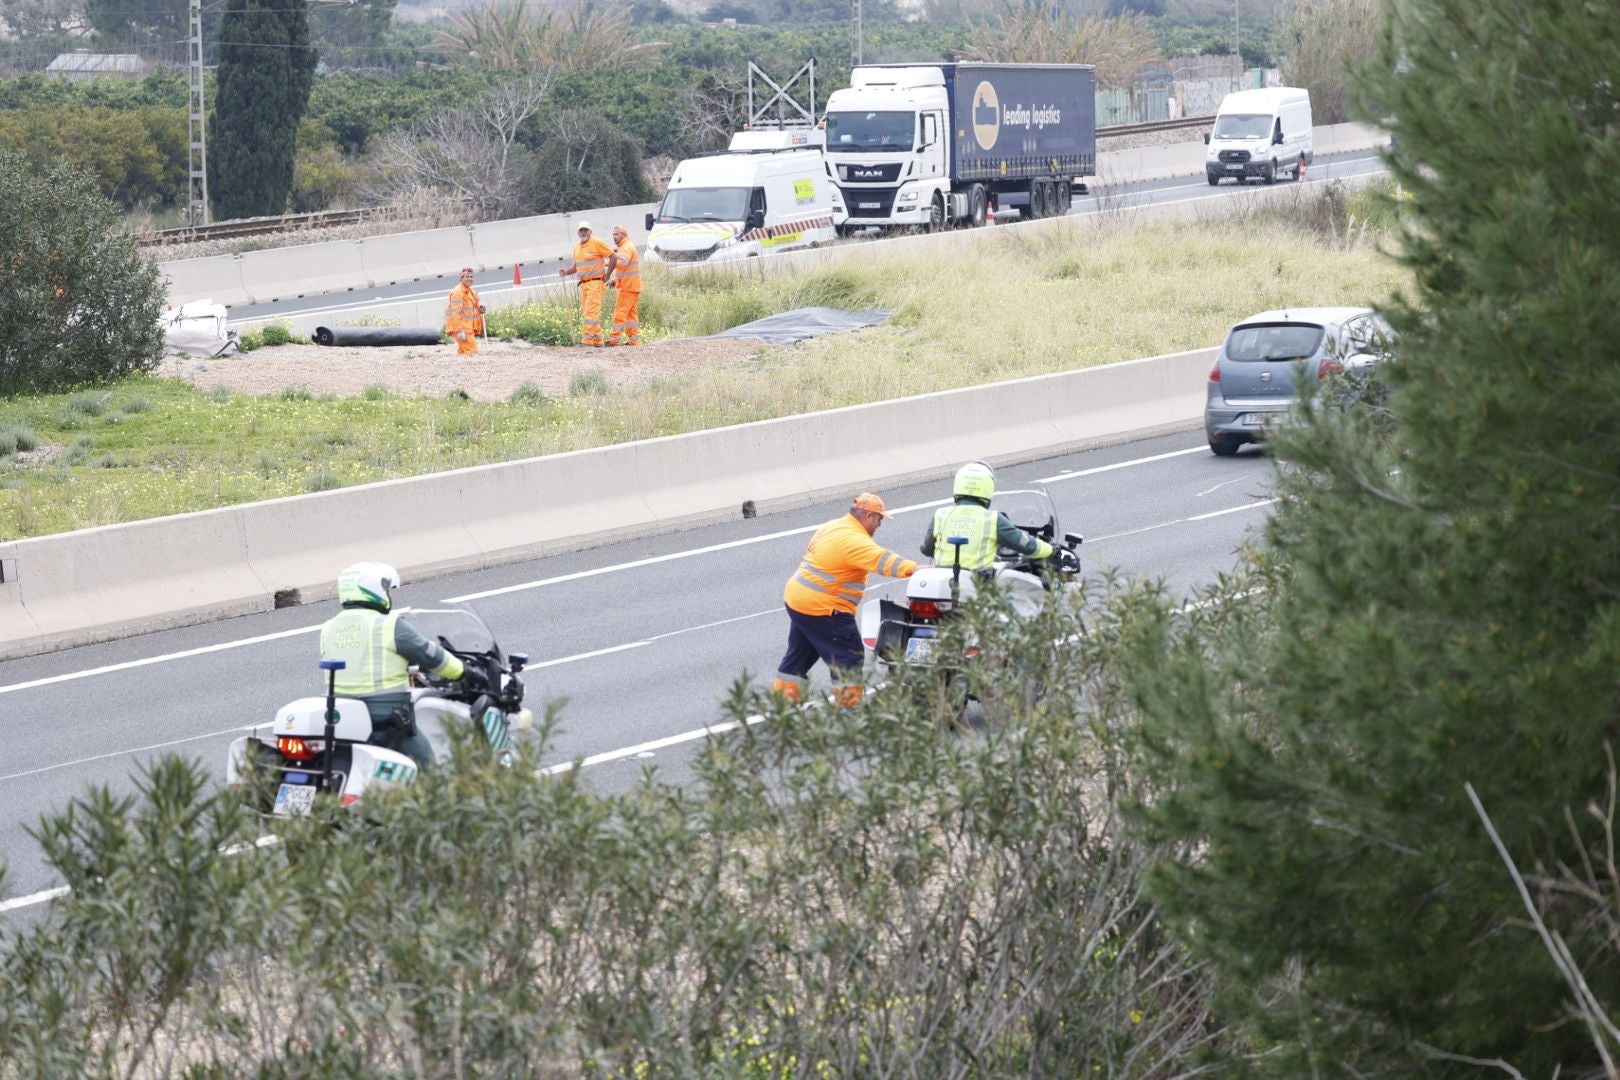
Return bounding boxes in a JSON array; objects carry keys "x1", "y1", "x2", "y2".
[
  {"x1": 986, "y1": 196, "x2": 998, "y2": 224},
  {"x1": 512, "y1": 263, "x2": 523, "y2": 286}
]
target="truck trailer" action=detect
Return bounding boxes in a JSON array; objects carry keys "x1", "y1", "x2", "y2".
[{"x1": 821, "y1": 62, "x2": 1096, "y2": 233}]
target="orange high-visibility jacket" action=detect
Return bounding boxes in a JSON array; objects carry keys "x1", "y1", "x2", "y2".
[
  {"x1": 611, "y1": 238, "x2": 642, "y2": 293},
  {"x1": 444, "y1": 282, "x2": 483, "y2": 336},
  {"x1": 783, "y1": 513, "x2": 917, "y2": 617},
  {"x1": 573, "y1": 237, "x2": 615, "y2": 282}
]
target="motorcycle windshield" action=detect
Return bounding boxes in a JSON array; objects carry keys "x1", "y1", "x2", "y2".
[
  {"x1": 990, "y1": 490, "x2": 1058, "y2": 536},
  {"x1": 402, "y1": 607, "x2": 502, "y2": 660}
]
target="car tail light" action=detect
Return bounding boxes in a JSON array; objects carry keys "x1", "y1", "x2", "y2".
[
  {"x1": 1318, "y1": 358, "x2": 1345, "y2": 380},
  {"x1": 1208, "y1": 359, "x2": 1221, "y2": 382},
  {"x1": 909, "y1": 599, "x2": 948, "y2": 619},
  {"x1": 276, "y1": 736, "x2": 320, "y2": 762}
]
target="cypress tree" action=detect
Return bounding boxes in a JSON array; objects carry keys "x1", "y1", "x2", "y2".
[
  {"x1": 1128, "y1": 0, "x2": 1620, "y2": 1072},
  {"x1": 211, "y1": 0, "x2": 317, "y2": 220}
]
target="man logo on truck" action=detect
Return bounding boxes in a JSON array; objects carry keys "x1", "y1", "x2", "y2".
[{"x1": 972, "y1": 81, "x2": 1000, "y2": 151}]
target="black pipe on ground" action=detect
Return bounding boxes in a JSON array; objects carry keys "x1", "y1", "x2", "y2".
[{"x1": 312, "y1": 326, "x2": 446, "y2": 347}]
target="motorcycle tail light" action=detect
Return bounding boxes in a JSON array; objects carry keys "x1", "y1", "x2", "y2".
[
  {"x1": 339, "y1": 794, "x2": 360, "y2": 807},
  {"x1": 909, "y1": 599, "x2": 947, "y2": 619},
  {"x1": 276, "y1": 736, "x2": 320, "y2": 762}
]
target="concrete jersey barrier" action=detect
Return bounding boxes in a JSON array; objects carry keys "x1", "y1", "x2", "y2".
[{"x1": 0, "y1": 347, "x2": 1214, "y2": 660}]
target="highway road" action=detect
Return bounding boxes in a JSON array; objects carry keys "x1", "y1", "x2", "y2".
[
  {"x1": 226, "y1": 147, "x2": 1388, "y2": 324},
  {"x1": 0, "y1": 429, "x2": 1276, "y2": 917}
]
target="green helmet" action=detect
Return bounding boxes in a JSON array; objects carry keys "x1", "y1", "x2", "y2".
[
  {"x1": 953, "y1": 460, "x2": 995, "y2": 501},
  {"x1": 337, "y1": 561, "x2": 400, "y2": 611}
]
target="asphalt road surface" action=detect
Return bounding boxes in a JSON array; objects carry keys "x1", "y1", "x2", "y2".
[
  {"x1": 225, "y1": 148, "x2": 1388, "y2": 324},
  {"x1": 0, "y1": 429, "x2": 1277, "y2": 918}
]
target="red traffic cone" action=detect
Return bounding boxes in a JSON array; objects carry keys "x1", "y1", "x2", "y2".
[
  {"x1": 986, "y1": 196, "x2": 997, "y2": 224},
  {"x1": 512, "y1": 263, "x2": 523, "y2": 285}
]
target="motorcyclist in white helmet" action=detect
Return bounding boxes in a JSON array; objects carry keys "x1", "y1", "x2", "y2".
[
  {"x1": 921, "y1": 461, "x2": 1054, "y2": 570},
  {"x1": 317, "y1": 561, "x2": 470, "y2": 770}
]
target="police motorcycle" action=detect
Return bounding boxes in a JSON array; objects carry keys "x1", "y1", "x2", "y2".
[
  {"x1": 226, "y1": 607, "x2": 535, "y2": 817},
  {"x1": 857, "y1": 489, "x2": 1083, "y2": 722}
]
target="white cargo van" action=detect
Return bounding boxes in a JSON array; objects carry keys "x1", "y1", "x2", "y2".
[
  {"x1": 1204, "y1": 87, "x2": 1313, "y2": 185},
  {"x1": 643, "y1": 130, "x2": 837, "y2": 263}
]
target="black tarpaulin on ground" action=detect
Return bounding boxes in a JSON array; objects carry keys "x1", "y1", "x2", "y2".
[
  {"x1": 313, "y1": 326, "x2": 445, "y2": 347},
  {"x1": 701, "y1": 307, "x2": 893, "y2": 346}
]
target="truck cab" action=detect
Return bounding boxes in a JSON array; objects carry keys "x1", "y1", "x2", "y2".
[{"x1": 823, "y1": 67, "x2": 952, "y2": 233}]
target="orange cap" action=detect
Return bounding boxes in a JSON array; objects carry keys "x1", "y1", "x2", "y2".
[{"x1": 852, "y1": 492, "x2": 888, "y2": 518}]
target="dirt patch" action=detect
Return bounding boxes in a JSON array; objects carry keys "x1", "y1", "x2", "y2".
[{"x1": 156, "y1": 336, "x2": 780, "y2": 400}]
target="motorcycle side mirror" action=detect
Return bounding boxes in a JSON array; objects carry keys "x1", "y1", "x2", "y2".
[
  {"x1": 508, "y1": 652, "x2": 528, "y2": 672},
  {"x1": 1065, "y1": 532, "x2": 1084, "y2": 548}
]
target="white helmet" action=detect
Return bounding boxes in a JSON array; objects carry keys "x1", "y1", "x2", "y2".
[
  {"x1": 953, "y1": 460, "x2": 995, "y2": 501},
  {"x1": 337, "y1": 561, "x2": 400, "y2": 611}
]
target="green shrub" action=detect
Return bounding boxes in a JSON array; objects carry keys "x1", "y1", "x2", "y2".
[
  {"x1": 278, "y1": 387, "x2": 313, "y2": 402},
  {"x1": 207, "y1": 385, "x2": 234, "y2": 404},
  {"x1": 65, "y1": 391, "x2": 109, "y2": 417},
  {"x1": 259, "y1": 322, "x2": 294, "y2": 347},
  {"x1": 302, "y1": 467, "x2": 342, "y2": 492},
  {"x1": 487, "y1": 302, "x2": 578, "y2": 347},
  {"x1": 361, "y1": 384, "x2": 390, "y2": 401},
  {"x1": 119, "y1": 395, "x2": 152, "y2": 414},
  {"x1": 507, "y1": 381, "x2": 549, "y2": 406},
  {"x1": 237, "y1": 328, "x2": 265, "y2": 352},
  {"x1": 568, "y1": 370, "x2": 610, "y2": 397},
  {"x1": 0, "y1": 424, "x2": 37, "y2": 456},
  {"x1": 446, "y1": 388, "x2": 470, "y2": 402}
]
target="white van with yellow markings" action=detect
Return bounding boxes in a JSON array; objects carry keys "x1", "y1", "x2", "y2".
[{"x1": 644, "y1": 130, "x2": 836, "y2": 264}]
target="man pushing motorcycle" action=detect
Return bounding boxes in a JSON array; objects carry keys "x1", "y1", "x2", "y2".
[
  {"x1": 774, "y1": 493, "x2": 918, "y2": 707},
  {"x1": 921, "y1": 461, "x2": 1055, "y2": 569},
  {"x1": 318, "y1": 561, "x2": 476, "y2": 770}
]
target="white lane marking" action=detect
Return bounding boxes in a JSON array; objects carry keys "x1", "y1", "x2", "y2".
[
  {"x1": 531, "y1": 641, "x2": 648, "y2": 669},
  {"x1": 0, "y1": 886, "x2": 70, "y2": 914},
  {"x1": 540, "y1": 713, "x2": 768, "y2": 775},
  {"x1": 0, "y1": 625, "x2": 321, "y2": 697},
  {"x1": 1037, "y1": 445, "x2": 1205, "y2": 483},
  {"x1": 0, "y1": 724, "x2": 261, "y2": 784},
  {"x1": 1188, "y1": 498, "x2": 1278, "y2": 521},
  {"x1": 1195, "y1": 478, "x2": 1247, "y2": 497},
  {"x1": 0, "y1": 442, "x2": 1207, "y2": 695}
]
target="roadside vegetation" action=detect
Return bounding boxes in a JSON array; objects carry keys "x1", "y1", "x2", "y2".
[{"x1": 0, "y1": 184, "x2": 1403, "y2": 538}]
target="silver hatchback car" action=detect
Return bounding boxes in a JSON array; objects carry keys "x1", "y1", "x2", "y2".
[{"x1": 1204, "y1": 305, "x2": 1394, "y2": 455}]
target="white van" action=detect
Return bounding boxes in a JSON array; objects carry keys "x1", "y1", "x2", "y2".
[
  {"x1": 1205, "y1": 87, "x2": 1313, "y2": 185},
  {"x1": 643, "y1": 131, "x2": 837, "y2": 263}
]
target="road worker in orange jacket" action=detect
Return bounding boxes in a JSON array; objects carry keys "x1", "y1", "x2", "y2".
[
  {"x1": 774, "y1": 492, "x2": 918, "y2": 707},
  {"x1": 606, "y1": 224, "x2": 641, "y2": 347},
  {"x1": 559, "y1": 221, "x2": 616, "y2": 347},
  {"x1": 444, "y1": 267, "x2": 485, "y2": 355}
]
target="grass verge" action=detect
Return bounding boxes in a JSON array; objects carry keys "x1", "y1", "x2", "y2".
[{"x1": 1, "y1": 186, "x2": 1408, "y2": 539}]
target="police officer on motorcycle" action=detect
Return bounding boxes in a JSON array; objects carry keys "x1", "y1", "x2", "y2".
[
  {"x1": 318, "y1": 561, "x2": 472, "y2": 770},
  {"x1": 922, "y1": 461, "x2": 1055, "y2": 570}
]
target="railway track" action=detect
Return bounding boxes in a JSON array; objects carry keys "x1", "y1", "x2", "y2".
[{"x1": 142, "y1": 115, "x2": 1216, "y2": 249}]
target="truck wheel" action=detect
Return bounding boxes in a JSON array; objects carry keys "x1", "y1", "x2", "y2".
[
  {"x1": 1263, "y1": 159, "x2": 1277, "y2": 185},
  {"x1": 1031, "y1": 182, "x2": 1047, "y2": 218},
  {"x1": 927, "y1": 194, "x2": 945, "y2": 232},
  {"x1": 970, "y1": 185, "x2": 987, "y2": 227}
]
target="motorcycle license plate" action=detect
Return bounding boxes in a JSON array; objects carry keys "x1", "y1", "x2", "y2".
[
  {"x1": 905, "y1": 636, "x2": 934, "y2": 662},
  {"x1": 273, "y1": 782, "x2": 317, "y2": 816}
]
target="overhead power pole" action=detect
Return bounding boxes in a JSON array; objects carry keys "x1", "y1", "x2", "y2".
[
  {"x1": 187, "y1": 0, "x2": 209, "y2": 226},
  {"x1": 852, "y1": 0, "x2": 862, "y2": 67}
]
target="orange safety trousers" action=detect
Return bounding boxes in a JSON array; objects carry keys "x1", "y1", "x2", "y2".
[
  {"x1": 607, "y1": 288, "x2": 640, "y2": 346},
  {"x1": 579, "y1": 279, "x2": 606, "y2": 346}
]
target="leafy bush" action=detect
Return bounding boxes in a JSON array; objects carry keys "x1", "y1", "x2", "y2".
[
  {"x1": 65, "y1": 392, "x2": 110, "y2": 417},
  {"x1": 0, "y1": 150, "x2": 166, "y2": 395},
  {"x1": 258, "y1": 322, "x2": 295, "y2": 347},
  {"x1": 567, "y1": 369, "x2": 609, "y2": 396},
  {"x1": 507, "y1": 380, "x2": 549, "y2": 406},
  {"x1": 487, "y1": 301, "x2": 578, "y2": 346},
  {"x1": 236, "y1": 328, "x2": 265, "y2": 352},
  {"x1": 0, "y1": 424, "x2": 38, "y2": 456}
]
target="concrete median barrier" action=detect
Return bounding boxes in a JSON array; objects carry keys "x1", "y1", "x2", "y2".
[
  {"x1": 454, "y1": 443, "x2": 654, "y2": 562},
  {"x1": 239, "y1": 241, "x2": 367, "y2": 304},
  {"x1": 361, "y1": 226, "x2": 477, "y2": 288},
  {"x1": 159, "y1": 254, "x2": 250, "y2": 309}
]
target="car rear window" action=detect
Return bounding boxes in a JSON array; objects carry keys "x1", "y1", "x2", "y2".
[{"x1": 1225, "y1": 323, "x2": 1325, "y2": 362}]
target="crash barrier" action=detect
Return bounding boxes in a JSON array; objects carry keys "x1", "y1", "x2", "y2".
[
  {"x1": 359, "y1": 225, "x2": 477, "y2": 287},
  {"x1": 162, "y1": 123, "x2": 1385, "y2": 310},
  {"x1": 237, "y1": 242, "x2": 368, "y2": 305},
  {"x1": 159, "y1": 253, "x2": 252, "y2": 310},
  {"x1": 0, "y1": 346, "x2": 1215, "y2": 659}
]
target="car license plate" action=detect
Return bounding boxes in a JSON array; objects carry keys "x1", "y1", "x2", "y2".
[
  {"x1": 859, "y1": 202, "x2": 880, "y2": 209},
  {"x1": 905, "y1": 636, "x2": 934, "y2": 662},
  {"x1": 1242, "y1": 413, "x2": 1270, "y2": 427},
  {"x1": 1226, "y1": 164, "x2": 1244, "y2": 171},
  {"x1": 273, "y1": 782, "x2": 317, "y2": 816}
]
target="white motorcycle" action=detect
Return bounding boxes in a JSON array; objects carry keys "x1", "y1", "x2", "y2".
[
  {"x1": 227, "y1": 607, "x2": 535, "y2": 816},
  {"x1": 858, "y1": 489, "x2": 1083, "y2": 722}
]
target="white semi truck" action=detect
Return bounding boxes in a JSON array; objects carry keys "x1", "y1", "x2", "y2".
[{"x1": 821, "y1": 62, "x2": 1097, "y2": 234}]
